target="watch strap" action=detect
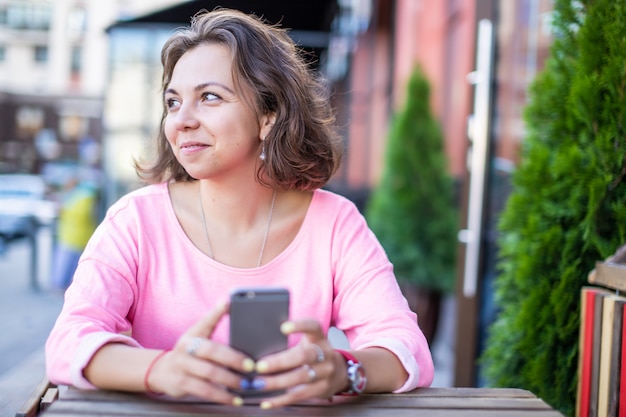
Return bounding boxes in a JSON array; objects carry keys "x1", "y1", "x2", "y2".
[{"x1": 335, "y1": 349, "x2": 366, "y2": 395}]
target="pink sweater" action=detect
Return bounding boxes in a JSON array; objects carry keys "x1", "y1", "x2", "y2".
[{"x1": 45, "y1": 183, "x2": 433, "y2": 391}]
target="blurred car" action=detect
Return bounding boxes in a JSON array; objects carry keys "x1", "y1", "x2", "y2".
[{"x1": 0, "y1": 174, "x2": 57, "y2": 247}]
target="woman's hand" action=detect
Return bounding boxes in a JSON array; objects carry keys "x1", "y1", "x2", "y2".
[
  {"x1": 249, "y1": 319, "x2": 349, "y2": 409},
  {"x1": 146, "y1": 301, "x2": 252, "y2": 405}
]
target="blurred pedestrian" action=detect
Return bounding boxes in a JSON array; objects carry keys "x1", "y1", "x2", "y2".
[{"x1": 49, "y1": 178, "x2": 97, "y2": 291}]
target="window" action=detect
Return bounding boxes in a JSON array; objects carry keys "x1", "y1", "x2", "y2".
[
  {"x1": 34, "y1": 45, "x2": 48, "y2": 63},
  {"x1": 71, "y1": 46, "x2": 82, "y2": 73},
  {"x1": 68, "y1": 8, "x2": 87, "y2": 35},
  {"x1": 7, "y1": 2, "x2": 51, "y2": 30}
]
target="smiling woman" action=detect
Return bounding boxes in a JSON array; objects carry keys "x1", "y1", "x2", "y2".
[
  {"x1": 161, "y1": 43, "x2": 272, "y2": 183},
  {"x1": 45, "y1": 8, "x2": 434, "y2": 410},
  {"x1": 139, "y1": 9, "x2": 341, "y2": 190}
]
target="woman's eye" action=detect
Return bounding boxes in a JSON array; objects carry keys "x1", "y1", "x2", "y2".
[
  {"x1": 165, "y1": 97, "x2": 180, "y2": 110},
  {"x1": 202, "y1": 92, "x2": 219, "y2": 102}
]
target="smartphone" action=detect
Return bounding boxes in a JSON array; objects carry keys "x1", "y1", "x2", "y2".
[{"x1": 229, "y1": 287, "x2": 289, "y2": 396}]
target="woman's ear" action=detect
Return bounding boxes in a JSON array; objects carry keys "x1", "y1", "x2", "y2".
[{"x1": 259, "y1": 113, "x2": 277, "y2": 140}]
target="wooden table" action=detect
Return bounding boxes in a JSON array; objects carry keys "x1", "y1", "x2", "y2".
[{"x1": 34, "y1": 386, "x2": 564, "y2": 416}]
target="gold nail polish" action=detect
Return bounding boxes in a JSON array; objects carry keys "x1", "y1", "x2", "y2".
[
  {"x1": 242, "y1": 358, "x2": 255, "y2": 372},
  {"x1": 260, "y1": 401, "x2": 272, "y2": 409},
  {"x1": 280, "y1": 321, "x2": 295, "y2": 334},
  {"x1": 256, "y1": 360, "x2": 269, "y2": 373},
  {"x1": 232, "y1": 397, "x2": 244, "y2": 407}
]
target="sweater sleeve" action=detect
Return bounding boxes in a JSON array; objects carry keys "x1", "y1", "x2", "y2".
[
  {"x1": 328, "y1": 195, "x2": 434, "y2": 390},
  {"x1": 45, "y1": 196, "x2": 142, "y2": 389}
]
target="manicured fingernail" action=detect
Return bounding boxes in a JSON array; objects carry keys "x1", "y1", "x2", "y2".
[
  {"x1": 255, "y1": 360, "x2": 269, "y2": 373},
  {"x1": 280, "y1": 321, "x2": 295, "y2": 334},
  {"x1": 260, "y1": 401, "x2": 272, "y2": 409},
  {"x1": 242, "y1": 358, "x2": 255, "y2": 372},
  {"x1": 239, "y1": 379, "x2": 251, "y2": 390},
  {"x1": 232, "y1": 396, "x2": 244, "y2": 406},
  {"x1": 252, "y1": 378, "x2": 266, "y2": 390}
]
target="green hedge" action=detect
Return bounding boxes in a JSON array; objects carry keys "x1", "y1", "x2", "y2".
[{"x1": 481, "y1": 1, "x2": 626, "y2": 415}]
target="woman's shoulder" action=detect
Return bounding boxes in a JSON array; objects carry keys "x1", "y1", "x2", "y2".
[
  {"x1": 304, "y1": 188, "x2": 368, "y2": 231},
  {"x1": 105, "y1": 182, "x2": 169, "y2": 219},
  {"x1": 312, "y1": 188, "x2": 362, "y2": 215}
]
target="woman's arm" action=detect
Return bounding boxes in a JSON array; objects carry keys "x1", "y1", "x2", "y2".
[
  {"x1": 83, "y1": 304, "x2": 252, "y2": 405},
  {"x1": 332, "y1": 197, "x2": 434, "y2": 390},
  {"x1": 345, "y1": 347, "x2": 409, "y2": 393},
  {"x1": 83, "y1": 343, "x2": 164, "y2": 392}
]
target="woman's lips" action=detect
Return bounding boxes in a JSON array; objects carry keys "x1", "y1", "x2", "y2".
[{"x1": 180, "y1": 142, "x2": 209, "y2": 155}]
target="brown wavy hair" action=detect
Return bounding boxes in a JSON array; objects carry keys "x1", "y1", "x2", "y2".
[{"x1": 135, "y1": 8, "x2": 343, "y2": 191}]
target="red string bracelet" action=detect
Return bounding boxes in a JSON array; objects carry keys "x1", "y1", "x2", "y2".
[{"x1": 144, "y1": 349, "x2": 170, "y2": 396}]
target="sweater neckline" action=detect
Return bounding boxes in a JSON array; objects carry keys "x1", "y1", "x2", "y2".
[{"x1": 161, "y1": 182, "x2": 319, "y2": 273}]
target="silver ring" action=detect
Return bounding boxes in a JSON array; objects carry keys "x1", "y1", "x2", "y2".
[
  {"x1": 303, "y1": 364, "x2": 316, "y2": 382},
  {"x1": 186, "y1": 337, "x2": 203, "y2": 357},
  {"x1": 312, "y1": 344, "x2": 325, "y2": 363}
]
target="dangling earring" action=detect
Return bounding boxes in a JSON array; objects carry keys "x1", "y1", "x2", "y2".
[{"x1": 259, "y1": 136, "x2": 266, "y2": 161}]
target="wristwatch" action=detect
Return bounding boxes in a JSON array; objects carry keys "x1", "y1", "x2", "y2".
[{"x1": 335, "y1": 349, "x2": 367, "y2": 395}]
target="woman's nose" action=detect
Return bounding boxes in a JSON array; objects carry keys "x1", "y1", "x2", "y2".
[{"x1": 173, "y1": 103, "x2": 200, "y2": 131}]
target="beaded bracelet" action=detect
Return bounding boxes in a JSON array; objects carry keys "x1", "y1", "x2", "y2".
[{"x1": 144, "y1": 349, "x2": 170, "y2": 395}]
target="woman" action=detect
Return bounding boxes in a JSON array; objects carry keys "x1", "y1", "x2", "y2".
[{"x1": 45, "y1": 8, "x2": 434, "y2": 409}]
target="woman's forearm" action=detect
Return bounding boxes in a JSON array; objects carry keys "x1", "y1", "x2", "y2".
[
  {"x1": 84, "y1": 343, "x2": 164, "y2": 392},
  {"x1": 351, "y1": 347, "x2": 409, "y2": 393}
]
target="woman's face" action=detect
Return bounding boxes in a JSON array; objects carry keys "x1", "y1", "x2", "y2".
[{"x1": 163, "y1": 42, "x2": 273, "y2": 182}]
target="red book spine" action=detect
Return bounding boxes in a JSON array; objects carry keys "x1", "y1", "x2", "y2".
[
  {"x1": 579, "y1": 288, "x2": 595, "y2": 417},
  {"x1": 618, "y1": 306, "x2": 626, "y2": 417}
]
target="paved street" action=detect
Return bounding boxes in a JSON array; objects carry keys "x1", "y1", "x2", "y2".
[
  {"x1": 0, "y1": 228, "x2": 63, "y2": 417},
  {"x1": 0, "y1": 228, "x2": 62, "y2": 375}
]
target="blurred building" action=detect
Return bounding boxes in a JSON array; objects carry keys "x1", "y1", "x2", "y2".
[{"x1": 0, "y1": 0, "x2": 187, "y2": 190}]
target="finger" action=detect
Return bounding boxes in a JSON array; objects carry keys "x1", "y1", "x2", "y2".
[
  {"x1": 176, "y1": 374, "x2": 243, "y2": 406},
  {"x1": 253, "y1": 318, "x2": 330, "y2": 377},
  {"x1": 280, "y1": 319, "x2": 325, "y2": 339},
  {"x1": 253, "y1": 358, "x2": 334, "y2": 397},
  {"x1": 151, "y1": 350, "x2": 243, "y2": 405},
  {"x1": 251, "y1": 364, "x2": 319, "y2": 393},
  {"x1": 302, "y1": 364, "x2": 317, "y2": 382},
  {"x1": 181, "y1": 354, "x2": 247, "y2": 391},
  {"x1": 255, "y1": 340, "x2": 329, "y2": 376},
  {"x1": 258, "y1": 376, "x2": 330, "y2": 410},
  {"x1": 280, "y1": 320, "x2": 328, "y2": 363},
  {"x1": 310, "y1": 343, "x2": 326, "y2": 363},
  {"x1": 181, "y1": 336, "x2": 254, "y2": 373}
]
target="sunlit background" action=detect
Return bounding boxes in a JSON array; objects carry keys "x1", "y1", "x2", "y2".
[{"x1": 0, "y1": 0, "x2": 556, "y2": 409}]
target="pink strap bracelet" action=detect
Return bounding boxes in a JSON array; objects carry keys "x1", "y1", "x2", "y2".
[{"x1": 144, "y1": 349, "x2": 170, "y2": 395}]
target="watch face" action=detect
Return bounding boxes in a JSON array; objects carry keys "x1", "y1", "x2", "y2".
[
  {"x1": 353, "y1": 365, "x2": 366, "y2": 392},
  {"x1": 348, "y1": 362, "x2": 367, "y2": 394}
]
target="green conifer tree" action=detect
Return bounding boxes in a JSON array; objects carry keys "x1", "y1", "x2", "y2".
[
  {"x1": 365, "y1": 66, "x2": 457, "y2": 294},
  {"x1": 481, "y1": 1, "x2": 626, "y2": 415}
]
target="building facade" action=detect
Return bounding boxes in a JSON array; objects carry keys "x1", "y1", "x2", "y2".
[{"x1": 0, "y1": 0, "x2": 185, "y2": 189}]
